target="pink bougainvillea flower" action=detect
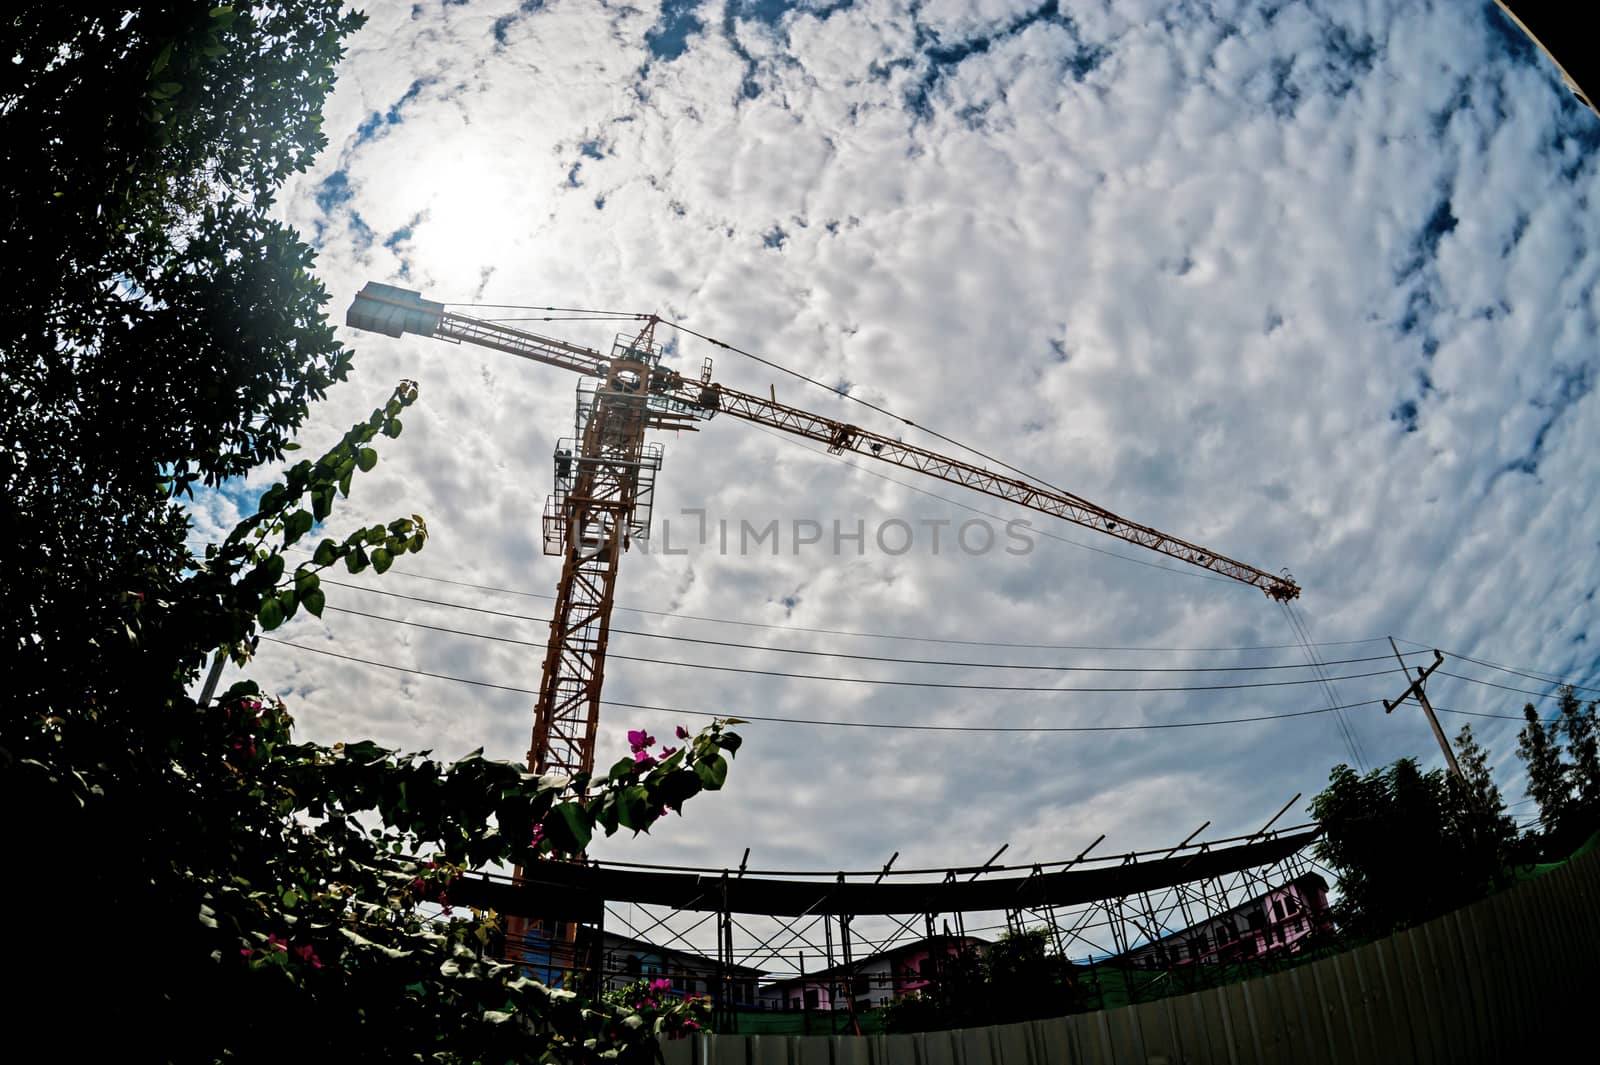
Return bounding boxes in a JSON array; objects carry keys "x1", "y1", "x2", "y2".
[
  {"x1": 675, "y1": 725, "x2": 690, "y2": 740},
  {"x1": 659, "y1": 745, "x2": 677, "y2": 758},
  {"x1": 633, "y1": 751, "x2": 656, "y2": 769},
  {"x1": 239, "y1": 947, "x2": 252, "y2": 958},
  {"x1": 530, "y1": 823, "x2": 546, "y2": 847},
  {"x1": 267, "y1": 934, "x2": 288, "y2": 952},
  {"x1": 627, "y1": 729, "x2": 656, "y2": 752}
]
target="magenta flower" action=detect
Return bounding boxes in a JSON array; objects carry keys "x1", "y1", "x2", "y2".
[
  {"x1": 627, "y1": 729, "x2": 656, "y2": 752},
  {"x1": 675, "y1": 725, "x2": 690, "y2": 740},
  {"x1": 659, "y1": 745, "x2": 677, "y2": 758},
  {"x1": 649, "y1": 978, "x2": 672, "y2": 992},
  {"x1": 530, "y1": 823, "x2": 546, "y2": 847},
  {"x1": 633, "y1": 751, "x2": 657, "y2": 770},
  {"x1": 267, "y1": 934, "x2": 288, "y2": 953}
]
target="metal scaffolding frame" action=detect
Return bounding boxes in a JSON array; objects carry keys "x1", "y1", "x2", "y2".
[{"x1": 459, "y1": 808, "x2": 1333, "y2": 1028}]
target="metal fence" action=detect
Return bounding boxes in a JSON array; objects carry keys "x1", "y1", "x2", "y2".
[{"x1": 660, "y1": 842, "x2": 1600, "y2": 1064}]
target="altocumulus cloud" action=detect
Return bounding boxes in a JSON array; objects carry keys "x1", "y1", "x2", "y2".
[{"x1": 192, "y1": 1, "x2": 1597, "y2": 897}]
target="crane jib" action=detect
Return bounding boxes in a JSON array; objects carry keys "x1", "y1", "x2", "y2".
[{"x1": 342, "y1": 282, "x2": 1301, "y2": 603}]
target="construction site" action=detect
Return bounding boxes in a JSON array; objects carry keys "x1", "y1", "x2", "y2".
[{"x1": 337, "y1": 280, "x2": 1598, "y2": 1061}]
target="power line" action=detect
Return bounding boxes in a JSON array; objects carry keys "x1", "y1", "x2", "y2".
[
  {"x1": 1435, "y1": 670, "x2": 1594, "y2": 700},
  {"x1": 257, "y1": 637, "x2": 1386, "y2": 733},
  {"x1": 320, "y1": 601, "x2": 1427, "y2": 675},
  {"x1": 295, "y1": 607, "x2": 1401, "y2": 693},
  {"x1": 309, "y1": 564, "x2": 1383, "y2": 653},
  {"x1": 1432, "y1": 705, "x2": 1537, "y2": 722}
]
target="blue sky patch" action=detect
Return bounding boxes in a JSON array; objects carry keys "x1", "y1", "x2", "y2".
[{"x1": 645, "y1": 0, "x2": 705, "y2": 62}]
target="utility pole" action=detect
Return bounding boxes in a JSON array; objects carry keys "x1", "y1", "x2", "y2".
[{"x1": 1383, "y1": 639, "x2": 1461, "y2": 779}]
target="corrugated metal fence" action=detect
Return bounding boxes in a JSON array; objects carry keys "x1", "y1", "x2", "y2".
[{"x1": 667, "y1": 845, "x2": 1599, "y2": 1064}]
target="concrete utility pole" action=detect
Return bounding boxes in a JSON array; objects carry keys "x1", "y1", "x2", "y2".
[{"x1": 1383, "y1": 639, "x2": 1462, "y2": 780}]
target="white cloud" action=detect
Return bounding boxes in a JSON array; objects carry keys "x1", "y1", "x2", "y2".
[{"x1": 207, "y1": 0, "x2": 1597, "y2": 943}]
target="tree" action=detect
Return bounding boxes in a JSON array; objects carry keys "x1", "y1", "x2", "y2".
[
  {"x1": 880, "y1": 930, "x2": 1082, "y2": 1033},
  {"x1": 2, "y1": 1, "x2": 361, "y2": 717},
  {"x1": 2, "y1": 7, "x2": 747, "y2": 1061},
  {"x1": 1310, "y1": 757, "x2": 1507, "y2": 940},
  {"x1": 1516, "y1": 687, "x2": 1600, "y2": 855},
  {"x1": 1554, "y1": 686, "x2": 1600, "y2": 812},
  {"x1": 1447, "y1": 723, "x2": 1519, "y2": 868},
  {"x1": 1517, "y1": 702, "x2": 1569, "y2": 833}
]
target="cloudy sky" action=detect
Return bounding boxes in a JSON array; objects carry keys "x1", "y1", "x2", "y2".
[{"x1": 192, "y1": 0, "x2": 1595, "y2": 951}]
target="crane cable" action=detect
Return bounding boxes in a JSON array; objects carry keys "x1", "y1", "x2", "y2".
[{"x1": 1279, "y1": 600, "x2": 1367, "y2": 772}]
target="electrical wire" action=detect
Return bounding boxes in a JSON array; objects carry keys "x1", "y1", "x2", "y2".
[
  {"x1": 320, "y1": 600, "x2": 1427, "y2": 674},
  {"x1": 1435, "y1": 670, "x2": 1597, "y2": 699},
  {"x1": 257, "y1": 637, "x2": 1386, "y2": 732},
  {"x1": 1432, "y1": 705, "x2": 1539, "y2": 722},
  {"x1": 306, "y1": 562, "x2": 1383, "y2": 653},
  {"x1": 289, "y1": 609, "x2": 1402, "y2": 693},
  {"x1": 1392, "y1": 640, "x2": 1600, "y2": 696}
]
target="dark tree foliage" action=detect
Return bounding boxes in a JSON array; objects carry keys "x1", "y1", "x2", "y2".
[
  {"x1": 1517, "y1": 702, "x2": 1569, "y2": 833},
  {"x1": 880, "y1": 930, "x2": 1084, "y2": 1032},
  {"x1": 1447, "y1": 723, "x2": 1520, "y2": 866},
  {"x1": 1, "y1": 1, "x2": 360, "y2": 715},
  {"x1": 1309, "y1": 758, "x2": 1510, "y2": 941},
  {"x1": 1517, "y1": 687, "x2": 1600, "y2": 854},
  {"x1": 0, "y1": 7, "x2": 745, "y2": 1063}
]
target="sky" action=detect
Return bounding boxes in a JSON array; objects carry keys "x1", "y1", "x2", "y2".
[{"x1": 190, "y1": 0, "x2": 1597, "y2": 954}]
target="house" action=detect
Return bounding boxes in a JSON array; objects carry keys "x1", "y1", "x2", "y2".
[
  {"x1": 759, "y1": 935, "x2": 989, "y2": 1012},
  {"x1": 1114, "y1": 872, "x2": 1333, "y2": 970},
  {"x1": 515, "y1": 921, "x2": 765, "y2": 1007}
]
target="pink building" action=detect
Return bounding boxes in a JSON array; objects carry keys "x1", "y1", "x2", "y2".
[
  {"x1": 1118, "y1": 873, "x2": 1333, "y2": 970},
  {"x1": 760, "y1": 935, "x2": 988, "y2": 1012}
]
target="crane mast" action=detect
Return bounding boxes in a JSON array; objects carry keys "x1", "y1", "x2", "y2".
[{"x1": 346, "y1": 282, "x2": 1300, "y2": 781}]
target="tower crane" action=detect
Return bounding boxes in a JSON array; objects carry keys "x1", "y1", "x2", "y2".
[{"x1": 345, "y1": 282, "x2": 1300, "y2": 784}]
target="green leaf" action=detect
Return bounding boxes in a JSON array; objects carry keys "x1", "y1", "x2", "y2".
[
  {"x1": 284, "y1": 509, "x2": 314, "y2": 544},
  {"x1": 382, "y1": 416, "x2": 402, "y2": 438},
  {"x1": 262, "y1": 552, "x2": 285, "y2": 584},
  {"x1": 372, "y1": 547, "x2": 393, "y2": 574},
  {"x1": 258, "y1": 597, "x2": 285, "y2": 630},
  {"x1": 616, "y1": 786, "x2": 652, "y2": 832},
  {"x1": 356, "y1": 446, "x2": 378, "y2": 472},
  {"x1": 311, "y1": 485, "x2": 333, "y2": 521},
  {"x1": 312, "y1": 538, "x2": 338, "y2": 566},
  {"x1": 546, "y1": 803, "x2": 592, "y2": 853},
  {"x1": 295, "y1": 569, "x2": 320, "y2": 595},
  {"x1": 694, "y1": 754, "x2": 728, "y2": 791},
  {"x1": 345, "y1": 546, "x2": 368, "y2": 574}
]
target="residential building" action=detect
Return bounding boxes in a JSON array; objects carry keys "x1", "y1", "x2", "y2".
[{"x1": 760, "y1": 935, "x2": 989, "y2": 1012}]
